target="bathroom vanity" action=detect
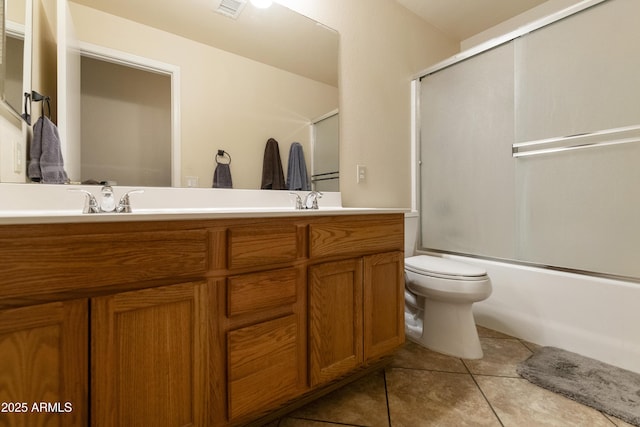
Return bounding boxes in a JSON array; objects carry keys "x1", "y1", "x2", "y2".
[{"x1": 0, "y1": 208, "x2": 404, "y2": 426}]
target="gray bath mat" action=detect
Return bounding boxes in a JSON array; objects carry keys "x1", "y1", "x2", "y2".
[{"x1": 517, "y1": 346, "x2": 640, "y2": 426}]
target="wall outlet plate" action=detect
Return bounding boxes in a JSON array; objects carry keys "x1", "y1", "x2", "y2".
[
  {"x1": 14, "y1": 140, "x2": 23, "y2": 174},
  {"x1": 186, "y1": 176, "x2": 199, "y2": 187},
  {"x1": 357, "y1": 164, "x2": 366, "y2": 183}
]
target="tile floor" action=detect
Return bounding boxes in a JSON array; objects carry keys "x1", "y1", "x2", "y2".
[{"x1": 270, "y1": 326, "x2": 635, "y2": 427}]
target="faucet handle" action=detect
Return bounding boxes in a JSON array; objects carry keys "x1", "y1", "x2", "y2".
[
  {"x1": 304, "y1": 191, "x2": 323, "y2": 210},
  {"x1": 117, "y1": 189, "x2": 144, "y2": 213},
  {"x1": 289, "y1": 192, "x2": 303, "y2": 210},
  {"x1": 68, "y1": 189, "x2": 100, "y2": 214}
]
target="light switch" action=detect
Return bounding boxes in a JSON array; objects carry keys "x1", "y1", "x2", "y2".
[
  {"x1": 14, "y1": 141, "x2": 23, "y2": 173},
  {"x1": 357, "y1": 164, "x2": 366, "y2": 183}
]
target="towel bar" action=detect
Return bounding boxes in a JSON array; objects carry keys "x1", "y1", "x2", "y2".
[{"x1": 512, "y1": 124, "x2": 640, "y2": 158}]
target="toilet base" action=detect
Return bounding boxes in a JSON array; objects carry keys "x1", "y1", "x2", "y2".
[{"x1": 406, "y1": 299, "x2": 483, "y2": 359}]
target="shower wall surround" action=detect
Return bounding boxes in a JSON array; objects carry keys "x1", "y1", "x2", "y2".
[{"x1": 419, "y1": 0, "x2": 640, "y2": 279}]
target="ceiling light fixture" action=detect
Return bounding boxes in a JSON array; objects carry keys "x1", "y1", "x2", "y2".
[{"x1": 250, "y1": 0, "x2": 273, "y2": 9}]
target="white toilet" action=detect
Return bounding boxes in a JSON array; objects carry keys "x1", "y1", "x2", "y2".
[{"x1": 404, "y1": 255, "x2": 492, "y2": 359}]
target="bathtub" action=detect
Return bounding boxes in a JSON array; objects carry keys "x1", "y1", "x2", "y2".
[{"x1": 405, "y1": 213, "x2": 640, "y2": 374}]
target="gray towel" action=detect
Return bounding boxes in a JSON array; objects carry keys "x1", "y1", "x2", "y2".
[
  {"x1": 28, "y1": 116, "x2": 69, "y2": 184},
  {"x1": 260, "y1": 138, "x2": 285, "y2": 190},
  {"x1": 213, "y1": 163, "x2": 232, "y2": 188},
  {"x1": 286, "y1": 142, "x2": 310, "y2": 191}
]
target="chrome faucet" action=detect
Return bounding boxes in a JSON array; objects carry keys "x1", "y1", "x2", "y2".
[
  {"x1": 289, "y1": 191, "x2": 323, "y2": 210},
  {"x1": 303, "y1": 191, "x2": 323, "y2": 210},
  {"x1": 70, "y1": 189, "x2": 101, "y2": 214},
  {"x1": 289, "y1": 192, "x2": 304, "y2": 210},
  {"x1": 116, "y1": 190, "x2": 144, "y2": 213},
  {"x1": 69, "y1": 186, "x2": 144, "y2": 213}
]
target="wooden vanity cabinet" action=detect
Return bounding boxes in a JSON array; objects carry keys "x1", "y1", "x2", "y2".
[{"x1": 0, "y1": 213, "x2": 404, "y2": 426}]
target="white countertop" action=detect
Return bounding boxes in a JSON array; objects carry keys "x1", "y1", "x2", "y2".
[
  {"x1": 0, "y1": 184, "x2": 407, "y2": 225},
  {"x1": 0, "y1": 206, "x2": 407, "y2": 225}
]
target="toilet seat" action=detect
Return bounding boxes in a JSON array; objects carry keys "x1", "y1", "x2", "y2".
[{"x1": 405, "y1": 255, "x2": 487, "y2": 281}]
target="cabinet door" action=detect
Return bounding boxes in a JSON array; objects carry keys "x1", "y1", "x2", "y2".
[
  {"x1": 308, "y1": 259, "x2": 363, "y2": 386},
  {"x1": 91, "y1": 281, "x2": 210, "y2": 427},
  {"x1": 364, "y1": 252, "x2": 405, "y2": 361},
  {"x1": 0, "y1": 300, "x2": 88, "y2": 427}
]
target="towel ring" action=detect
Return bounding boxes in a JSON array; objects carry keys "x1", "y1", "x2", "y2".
[
  {"x1": 216, "y1": 150, "x2": 231, "y2": 165},
  {"x1": 29, "y1": 91, "x2": 52, "y2": 120}
]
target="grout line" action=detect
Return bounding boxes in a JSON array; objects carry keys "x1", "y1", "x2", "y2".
[
  {"x1": 461, "y1": 357, "x2": 472, "y2": 375},
  {"x1": 286, "y1": 415, "x2": 367, "y2": 426},
  {"x1": 383, "y1": 368, "x2": 392, "y2": 427},
  {"x1": 389, "y1": 365, "x2": 473, "y2": 376},
  {"x1": 469, "y1": 372, "x2": 505, "y2": 427}
]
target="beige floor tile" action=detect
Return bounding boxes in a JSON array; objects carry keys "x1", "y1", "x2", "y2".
[
  {"x1": 272, "y1": 327, "x2": 633, "y2": 427},
  {"x1": 464, "y1": 337, "x2": 533, "y2": 377},
  {"x1": 287, "y1": 370, "x2": 390, "y2": 427},
  {"x1": 391, "y1": 341, "x2": 468, "y2": 373},
  {"x1": 386, "y1": 367, "x2": 500, "y2": 427},
  {"x1": 475, "y1": 375, "x2": 616, "y2": 427}
]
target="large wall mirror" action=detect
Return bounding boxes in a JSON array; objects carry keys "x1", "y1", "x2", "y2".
[{"x1": 4, "y1": 0, "x2": 339, "y2": 189}]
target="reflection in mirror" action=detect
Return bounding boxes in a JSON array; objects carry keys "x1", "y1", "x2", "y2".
[
  {"x1": 51, "y1": 0, "x2": 339, "y2": 189},
  {"x1": 4, "y1": 31, "x2": 24, "y2": 113},
  {"x1": 0, "y1": 0, "x2": 31, "y2": 185},
  {"x1": 311, "y1": 111, "x2": 339, "y2": 192},
  {"x1": 2, "y1": 0, "x2": 30, "y2": 119},
  {"x1": 80, "y1": 56, "x2": 173, "y2": 187}
]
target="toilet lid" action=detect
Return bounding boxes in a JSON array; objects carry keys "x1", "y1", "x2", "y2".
[{"x1": 405, "y1": 255, "x2": 487, "y2": 279}]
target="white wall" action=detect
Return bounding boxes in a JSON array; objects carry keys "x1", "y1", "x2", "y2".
[
  {"x1": 461, "y1": 0, "x2": 588, "y2": 50},
  {"x1": 0, "y1": 107, "x2": 26, "y2": 183}
]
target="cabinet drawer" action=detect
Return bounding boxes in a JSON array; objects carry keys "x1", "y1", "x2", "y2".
[
  {"x1": 227, "y1": 268, "x2": 298, "y2": 317},
  {"x1": 309, "y1": 216, "x2": 403, "y2": 258},
  {"x1": 0, "y1": 229, "x2": 208, "y2": 299},
  {"x1": 227, "y1": 315, "x2": 301, "y2": 420},
  {"x1": 228, "y1": 224, "x2": 301, "y2": 269}
]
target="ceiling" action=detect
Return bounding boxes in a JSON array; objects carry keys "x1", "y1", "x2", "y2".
[
  {"x1": 69, "y1": 0, "x2": 339, "y2": 87},
  {"x1": 67, "y1": 0, "x2": 550, "y2": 84},
  {"x1": 395, "y1": 0, "x2": 549, "y2": 42}
]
